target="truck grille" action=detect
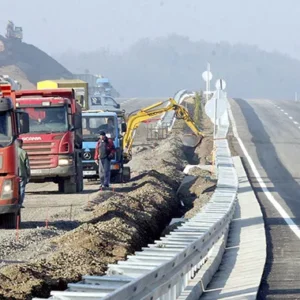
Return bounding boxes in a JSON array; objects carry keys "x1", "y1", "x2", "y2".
[
  {"x1": 23, "y1": 143, "x2": 54, "y2": 169},
  {"x1": 23, "y1": 142, "x2": 53, "y2": 155},
  {"x1": 28, "y1": 155, "x2": 53, "y2": 169}
]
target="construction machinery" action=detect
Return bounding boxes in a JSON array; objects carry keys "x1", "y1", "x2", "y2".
[
  {"x1": 82, "y1": 110, "x2": 129, "y2": 182},
  {"x1": 81, "y1": 98, "x2": 202, "y2": 183},
  {"x1": 0, "y1": 83, "x2": 29, "y2": 228},
  {"x1": 123, "y1": 98, "x2": 204, "y2": 163},
  {"x1": 15, "y1": 89, "x2": 83, "y2": 193},
  {"x1": 37, "y1": 80, "x2": 88, "y2": 110},
  {"x1": 6, "y1": 21, "x2": 23, "y2": 41}
]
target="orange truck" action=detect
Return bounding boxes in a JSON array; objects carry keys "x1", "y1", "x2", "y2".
[{"x1": 0, "y1": 83, "x2": 29, "y2": 228}]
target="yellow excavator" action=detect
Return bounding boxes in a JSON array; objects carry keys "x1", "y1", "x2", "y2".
[{"x1": 123, "y1": 98, "x2": 204, "y2": 163}]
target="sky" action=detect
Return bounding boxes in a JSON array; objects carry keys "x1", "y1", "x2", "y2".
[{"x1": 1, "y1": 0, "x2": 300, "y2": 59}]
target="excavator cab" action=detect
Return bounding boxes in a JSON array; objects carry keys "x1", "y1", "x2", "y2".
[
  {"x1": 14, "y1": 27, "x2": 23, "y2": 40},
  {"x1": 5, "y1": 21, "x2": 23, "y2": 41}
]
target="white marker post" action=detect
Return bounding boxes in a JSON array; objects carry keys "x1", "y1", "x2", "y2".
[
  {"x1": 214, "y1": 79, "x2": 226, "y2": 139},
  {"x1": 207, "y1": 62, "x2": 211, "y2": 101},
  {"x1": 202, "y1": 64, "x2": 213, "y2": 103}
]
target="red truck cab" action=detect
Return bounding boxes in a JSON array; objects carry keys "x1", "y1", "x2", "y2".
[
  {"x1": 15, "y1": 89, "x2": 83, "y2": 193},
  {"x1": 0, "y1": 83, "x2": 29, "y2": 228}
]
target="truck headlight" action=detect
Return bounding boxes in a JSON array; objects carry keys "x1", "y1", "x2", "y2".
[
  {"x1": 1, "y1": 179, "x2": 13, "y2": 200},
  {"x1": 58, "y1": 157, "x2": 73, "y2": 166}
]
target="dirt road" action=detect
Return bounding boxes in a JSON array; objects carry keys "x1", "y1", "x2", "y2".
[{"x1": 0, "y1": 96, "x2": 215, "y2": 299}]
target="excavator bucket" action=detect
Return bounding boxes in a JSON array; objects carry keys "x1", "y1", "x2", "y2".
[{"x1": 181, "y1": 134, "x2": 202, "y2": 148}]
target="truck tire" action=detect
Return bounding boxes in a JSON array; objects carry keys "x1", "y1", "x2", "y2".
[
  {"x1": 63, "y1": 177, "x2": 77, "y2": 194},
  {"x1": 114, "y1": 173, "x2": 123, "y2": 183},
  {"x1": 75, "y1": 151, "x2": 84, "y2": 193},
  {"x1": 76, "y1": 167, "x2": 84, "y2": 193},
  {"x1": 123, "y1": 166, "x2": 131, "y2": 182},
  {"x1": 58, "y1": 181, "x2": 64, "y2": 193},
  {"x1": 3, "y1": 210, "x2": 20, "y2": 229}
]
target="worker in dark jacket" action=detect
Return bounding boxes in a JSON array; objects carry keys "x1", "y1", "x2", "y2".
[
  {"x1": 17, "y1": 138, "x2": 31, "y2": 207},
  {"x1": 94, "y1": 131, "x2": 116, "y2": 188}
]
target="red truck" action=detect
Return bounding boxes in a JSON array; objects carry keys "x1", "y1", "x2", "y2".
[
  {"x1": 0, "y1": 83, "x2": 29, "y2": 228},
  {"x1": 15, "y1": 89, "x2": 83, "y2": 193}
]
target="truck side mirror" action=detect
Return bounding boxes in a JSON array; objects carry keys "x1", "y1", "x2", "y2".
[
  {"x1": 116, "y1": 103, "x2": 120, "y2": 109},
  {"x1": 74, "y1": 115, "x2": 82, "y2": 130},
  {"x1": 17, "y1": 111, "x2": 29, "y2": 134},
  {"x1": 121, "y1": 123, "x2": 127, "y2": 133}
]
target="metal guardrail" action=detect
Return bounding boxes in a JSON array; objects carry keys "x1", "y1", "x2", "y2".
[{"x1": 33, "y1": 91, "x2": 238, "y2": 300}]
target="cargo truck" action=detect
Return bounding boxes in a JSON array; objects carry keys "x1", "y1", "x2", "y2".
[
  {"x1": 37, "y1": 80, "x2": 88, "y2": 110},
  {"x1": 0, "y1": 83, "x2": 29, "y2": 228},
  {"x1": 15, "y1": 89, "x2": 83, "y2": 193}
]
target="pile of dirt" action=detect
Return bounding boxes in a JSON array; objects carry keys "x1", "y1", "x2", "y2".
[
  {"x1": 177, "y1": 171, "x2": 216, "y2": 219},
  {"x1": 129, "y1": 135, "x2": 187, "y2": 178},
  {"x1": 0, "y1": 35, "x2": 72, "y2": 86},
  {"x1": 0, "y1": 137, "x2": 185, "y2": 299},
  {"x1": 0, "y1": 96, "x2": 215, "y2": 299},
  {"x1": 0, "y1": 65, "x2": 35, "y2": 89}
]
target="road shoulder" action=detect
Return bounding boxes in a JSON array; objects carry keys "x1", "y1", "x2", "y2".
[{"x1": 199, "y1": 156, "x2": 266, "y2": 299}]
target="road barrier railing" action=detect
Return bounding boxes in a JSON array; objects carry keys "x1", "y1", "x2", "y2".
[{"x1": 33, "y1": 91, "x2": 238, "y2": 300}]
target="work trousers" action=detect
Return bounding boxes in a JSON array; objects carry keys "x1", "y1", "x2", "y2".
[
  {"x1": 98, "y1": 158, "x2": 111, "y2": 186},
  {"x1": 19, "y1": 178, "x2": 26, "y2": 205}
]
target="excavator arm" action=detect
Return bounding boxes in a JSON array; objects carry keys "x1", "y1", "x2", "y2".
[{"x1": 123, "y1": 98, "x2": 204, "y2": 162}]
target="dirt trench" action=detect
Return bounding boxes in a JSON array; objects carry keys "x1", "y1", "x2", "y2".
[{"x1": 0, "y1": 98, "x2": 215, "y2": 299}]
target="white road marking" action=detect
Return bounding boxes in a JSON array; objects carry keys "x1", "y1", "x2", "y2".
[
  {"x1": 228, "y1": 104, "x2": 300, "y2": 239},
  {"x1": 294, "y1": 121, "x2": 299, "y2": 125},
  {"x1": 285, "y1": 112, "x2": 289, "y2": 115},
  {"x1": 281, "y1": 109, "x2": 284, "y2": 112},
  {"x1": 289, "y1": 116, "x2": 293, "y2": 120}
]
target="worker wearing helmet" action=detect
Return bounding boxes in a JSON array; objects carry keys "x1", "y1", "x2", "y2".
[{"x1": 94, "y1": 131, "x2": 116, "y2": 188}]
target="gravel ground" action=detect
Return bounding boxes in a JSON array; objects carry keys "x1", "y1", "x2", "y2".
[
  {"x1": 0, "y1": 182, "x2": 98, "y2": 267},
  {"x1": 0, "y1": 136, "x2": 186, "y2": 299},
  {"x1": 0, "y1": 97, "x2": 215, "y2": 299}
]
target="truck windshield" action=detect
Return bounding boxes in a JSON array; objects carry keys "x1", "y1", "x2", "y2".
[
  {"x1": 0, "y1": 111, "x2": 12, "y2": 147},
  {"x1": 22, "y1": 106, "x2": 69, "y2": 133},
  {"x1": 82, "y1": 116, "x2": 117, "y2": 140}
]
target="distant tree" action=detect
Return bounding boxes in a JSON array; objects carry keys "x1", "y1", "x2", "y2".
[{"x1": 54, "y1": 35, "x2": 300, "y2": 100}]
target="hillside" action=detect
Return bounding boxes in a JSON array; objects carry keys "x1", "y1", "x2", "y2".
[
  {"x1": 0, "y1": 35, "x2": 72, "y2": 87},
  {"x1": 55, "y1": 35, "x2": 300, "y2": 100}
]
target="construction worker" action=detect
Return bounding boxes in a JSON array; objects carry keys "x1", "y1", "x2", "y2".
[
  {"x1": 17, "y1": 139, "x2": 30, "y2": 207},
  {"x1": 106, "y1": 118, "x2": 116, "y2": 138},
  {"x1": 94, "y1": 131, "x2": 116, "y2": 188}
]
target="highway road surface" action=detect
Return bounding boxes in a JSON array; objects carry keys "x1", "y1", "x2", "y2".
[
  {"x1": 116, "y1": 97, "x2": 167, "y2": 113},
  {"x1": 231, "y1": 98, "x2": 300, "y2": 299}
]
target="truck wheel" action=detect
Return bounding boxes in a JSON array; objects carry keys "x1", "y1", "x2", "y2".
[
  {"x1": 123, "y1": 167, "x2": 131, "y2": 182},
  {"x1": 3, "y1": 210, "x2": 20, "y2": 229},
  {"x1": 58, "y1": 181, "x2": 64, "y2": 193},
  {"x1": 63, "y1": 177, "x2": 77, "y2": 194},
  {"x1": 76, "y1": 167, "x2": 84, "y2": 193},
  {"x1": 114, "y1": 173, "x2": 123, "y2": 183}
]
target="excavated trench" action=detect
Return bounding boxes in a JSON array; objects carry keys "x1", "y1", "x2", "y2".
[{"x1": 0, "y1": 101, "x2": 214, "y2": 300}]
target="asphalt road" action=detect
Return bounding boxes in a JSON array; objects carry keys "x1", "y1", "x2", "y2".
[
  {"x1": 116, "y1": 97, "x2": 167, "y2": 113},
  {"x1": 231, "y1": 98, "x2": 300, "y2": 299}
]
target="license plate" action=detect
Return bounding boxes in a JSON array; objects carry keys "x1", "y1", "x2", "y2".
[{"x1": 83, "y1": 170, "x2": 97, "y2": 175}]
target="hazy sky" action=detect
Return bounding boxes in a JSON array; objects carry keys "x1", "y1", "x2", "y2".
[{"x1": 2, "y1": 0, "x2": 300, "y2": 58}]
